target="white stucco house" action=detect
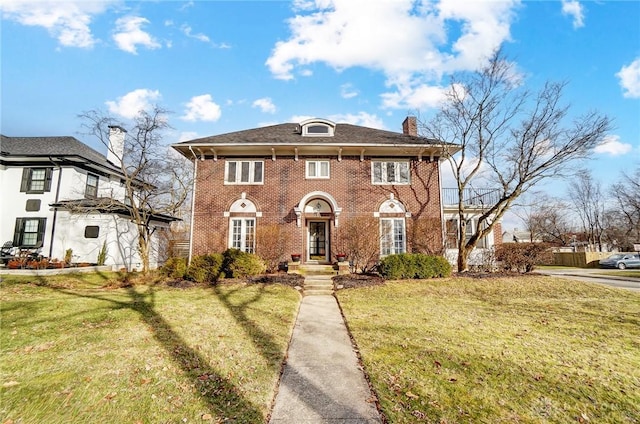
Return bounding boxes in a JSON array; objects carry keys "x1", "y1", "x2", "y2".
[
  {"x1": 0, "y1": 128, "x2": 176, "y2": 270},
  {"x1": 441, "y1": 188, "x2": 503, "y2": 267}
]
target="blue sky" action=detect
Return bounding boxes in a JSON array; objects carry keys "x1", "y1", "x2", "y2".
[{"x1": 2, "y1": 0, "x2": 639, "y2": 225}]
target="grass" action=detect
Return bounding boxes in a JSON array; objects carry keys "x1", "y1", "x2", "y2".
[
  {"x1": 0, "y1": 272, "x2": 300, "y2": 423},
  {"x1": 337, "y1": 276, "x2": 640, "y2": 423}
]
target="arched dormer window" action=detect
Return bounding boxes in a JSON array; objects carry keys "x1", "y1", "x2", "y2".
[{"x1": 300, "y1": 118, "x2": 336, "y2": 137}]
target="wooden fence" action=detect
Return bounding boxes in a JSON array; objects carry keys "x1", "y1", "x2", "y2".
[{"x1": 552, "y1": 252, "x2": 612, "y2": 268}]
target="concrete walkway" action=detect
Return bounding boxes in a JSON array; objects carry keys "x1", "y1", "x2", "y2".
[
  {"x1": 269, "y1": 295, "x2": 382, "y2": 424},
  {"x1": 536, "y1": 268, "x2": 640, "y2": 292}
]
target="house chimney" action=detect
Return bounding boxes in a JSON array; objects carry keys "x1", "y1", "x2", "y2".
[
  {"x1": 402, "y1": 116, "x2": 417, "y2": 136},
  {"x1": 107, "y1": 125, "x2": 126, "y2": 168}
]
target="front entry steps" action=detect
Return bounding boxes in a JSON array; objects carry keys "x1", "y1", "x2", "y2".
[{"x1": 303, "y1": 274, "x2": 335, "y2": 296}]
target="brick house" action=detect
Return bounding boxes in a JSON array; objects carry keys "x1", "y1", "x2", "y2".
[{"x1": 173, "y1": 117, "x2": 464, "y2": 264}]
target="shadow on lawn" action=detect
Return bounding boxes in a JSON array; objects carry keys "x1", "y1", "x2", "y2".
[
  {"x1": 211, "y1": 284, "x2": 285, "y2": 370},
  {"x1": 30, "y1": 276, "x2": 266, "y2": 422}
]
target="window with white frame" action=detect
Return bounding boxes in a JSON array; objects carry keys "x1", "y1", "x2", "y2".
[
  {"x1": 230, "y1": 218, "x2": 255, "y2": 253},
  {"x1": 372, "y1": 161, "x2": 410, "y2": 184},
  {"x1": 380, "y1": 218, "x2": 406, "y2": 256},
  {"x1": 306, "y1": 160, "x2": 330, "y2": 179},
  {"x1": 225, "y1": 160, "x2": 264, "y2": 184},
  {"x1": 85, "y1": 174, "x2": 99, "y2": 198},
  {"x1": 445, "y1": 218, "x2": 489, "y2": 249}
]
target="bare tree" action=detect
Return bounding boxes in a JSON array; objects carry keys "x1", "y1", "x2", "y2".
[
  {"x1": 335, "y1": 216, "x2": 380, "y2": 273},
  {"x1": 568, "y1": 169, "x2": 606, "y2": 251},
  {"x1": 420, "y1": 50, "x2": 611, "y2": 271},
  {"x1": 611, "y1": 166, "x2": 640, "y2": 248},
  {"x1": 79, "y1": 107, "x2": 192, "y2": 273},
  {"x1": 513, "y1": 193, "x2": 575, "y2": 245}
]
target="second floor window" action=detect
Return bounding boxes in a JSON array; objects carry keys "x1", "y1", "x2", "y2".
[
  {"x1": 306, "y1": 160, "x2": 330, "y2": 179},
  {"x1": 85, "y1": 174, "x2": 99, "y2": 198},
  {"x1": 372, "y1": 161, "x2": 410, "y2": 184},
  {"x1": 225, "y1": 160, "x2": 264, "y2": 184},
  {"x1": 20, "y1": 168, "x2": 53, "y2": 193}
]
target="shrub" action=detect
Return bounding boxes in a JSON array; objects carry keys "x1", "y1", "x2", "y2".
[
  {"x1": 97, "y1": 241, "x2": 108, "y2": 266},
  {"x1": 186, "y1": 253, "x2": 223, "y2": 283},
  {"x1": 221, "y1": 249, "x2": 266, "y2": 278},
  {"x1": 495, "y1": 243, "x2": 552, "y2": 273},
  {"x1": 379, "y1": 253, "x2": 416, "y2": 279},
  {"x1": 160, "y1": 257, "x2": 188, "y2": 279},
  {"x1": 256, "y1": 224, "x2": 289, "y2": 273},
  {"x1": 379, "y1": 253, "x2": 452, "y2": 279}
]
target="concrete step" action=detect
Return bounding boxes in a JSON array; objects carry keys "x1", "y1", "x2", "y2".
[
  {"x1": 300, "y1": 264, "x2": 337, "y2": 275},
  {"x1": 304, "y1": 289, "x2": 334, "y2": 296}
]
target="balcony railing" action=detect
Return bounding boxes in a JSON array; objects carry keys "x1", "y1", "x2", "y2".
[{"x1": 442, "y1": 188, "x2": 501, "y2": 208}]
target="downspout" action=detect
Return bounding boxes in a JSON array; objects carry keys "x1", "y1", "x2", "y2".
[
  {"x1": 437, "y1": 156, "x2": 446, "y2": 254},
  {"x1": 187, "y1": 146, "x2": 198, "y2": 266},
  {"x1": 48, "y1": 157, "x2": 63, "y2": 258}
]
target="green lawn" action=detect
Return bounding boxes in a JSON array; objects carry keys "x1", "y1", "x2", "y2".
[
  {"x1": 0, "y1": 272, "x2": 300, "y2": 423},
  {"x1": 337, "y1": 276, "x2": 640, "y2": 423}
]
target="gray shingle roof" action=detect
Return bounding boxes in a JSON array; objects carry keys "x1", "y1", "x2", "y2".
[
  {"x1": 175, "y1": 123, "x2": 449, "y2": 146},
  {"x1": 0, "y1": 135, "x2": 118, "y2": 171}
]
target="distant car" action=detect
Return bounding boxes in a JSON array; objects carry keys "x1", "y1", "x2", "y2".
[{"x1": 599, "y1": 253, "x2": 640, "y2": 270}]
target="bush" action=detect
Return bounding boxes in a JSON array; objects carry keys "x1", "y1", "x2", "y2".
[
  {"x1": 495, "y1": 243, "x2": 552, "y2": 273},
  {"x1": 379, "y1": 253, "x2": 415, "y2": 279},
  {"x1": 379, "y1": 253, "x2": 452, "y2": 279},
  {"x1": 160, "y1": 257, "x2": 188, "y2": 279},
  {"x1": 186, "y1": 253, "x2": 223, "y2": 283},
  {"x1": 221, "y1": 249, "x2": 266, "y2": 278}
]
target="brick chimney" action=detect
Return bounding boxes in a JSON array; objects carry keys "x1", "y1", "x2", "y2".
[
  {"x1": 107, "y1": 125, "x2": 126, "y2": 168},
  {"x1": 402, "y1": 116, "x2": 417, "y2": 136}
]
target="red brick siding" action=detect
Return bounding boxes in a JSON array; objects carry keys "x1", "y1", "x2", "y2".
[{"x1": 191, "y1": 156, "x2": 443, "y2": 258}]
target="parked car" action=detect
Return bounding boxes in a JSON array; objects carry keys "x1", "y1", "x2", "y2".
[{"x1": 599, "y1": 253, "x2": 640, "y2": 270}]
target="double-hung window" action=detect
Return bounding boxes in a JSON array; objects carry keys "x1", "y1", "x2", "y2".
[
  {"x1": 85, "y1": 174, "x2": 99, "y2": 198},
  {"x1": 372, "y1": 161, "x2": 410, "y2": 184},
  {"x1": 380, "y1": 218, "x2": 406, "y2": 256},
  {"x1": 13, "y1": 218, "x2": 46, "y2": 247},
  {"x1": 306, "y1": 160, "x2": 330, "y2": 179},
  {"x1": 225, "y1": 160, "x2": 264, "y2": 184},
  {"x1": 20, "y1": 168, "x2": 53, "y2": 193},
  {"x1": 230, "y1": 218, "x2": 255, "y2": 253}
]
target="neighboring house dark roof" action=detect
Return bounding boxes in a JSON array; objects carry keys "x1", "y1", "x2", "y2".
[
  {"x1": 50, "y1": 198, "x2": 180, "y2": 224},
  {"x1": 0, "y1": 134, "x2": 120, "y2": 173},
  {"x1": 176, "y1": 123, "x2": 447, "y2": 146}
]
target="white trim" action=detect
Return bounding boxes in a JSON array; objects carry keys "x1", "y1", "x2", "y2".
[
  {"x1": 224, "y1": 160, "x2": 264, "y2": 185},
  {"x1": 371, "y1": 160, "x2": 410, "y2": 185},
  {"x1": 306, "y1": 160, "x2": 330, "y2": 179}
]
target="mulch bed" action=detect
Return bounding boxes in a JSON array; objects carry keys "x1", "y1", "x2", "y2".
[{"x1": 333, "y1": 273, "x2": 385, "y2": 289}]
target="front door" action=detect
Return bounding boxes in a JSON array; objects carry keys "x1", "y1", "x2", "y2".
[{"x1": 308, "y1": 221, "x2": 328, "y2": 261}]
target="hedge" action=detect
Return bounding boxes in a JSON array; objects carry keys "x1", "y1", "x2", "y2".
[{"x1": 379, "y1": 253, "x2": 452, "y2": 279}]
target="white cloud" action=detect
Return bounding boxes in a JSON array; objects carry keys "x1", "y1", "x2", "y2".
[
  {"x1": 181, "y1": 24, "x2": 210, "y2": 43},
  {"x1": 617, "y1": 58, "x2": 640, "y2": 99},
  {"x1": 561, "y1": 0, "x2": 584, "y2": 29},
  {"x1": 594, "y1": 135, "x2": 633, "y2": 156},
  {"x1": 177, "y1": 131, "x2": 200, "y2": 143},
  {"x1": 181, "y1": 94, "x2": 222, "y2": 122},
  {"x1": 252, "y1": 97, "x2": 277, "y2": 114},
  {"x1": 105, "y1": 88, "x2": 161, "y2": 119},
  {"x1": 340, "y1": 83, "x2": 359, "y2": 99},
  {"x1": 328, "y1": 112, "x2": 385, "y2": 129},
  {"x1": 112, "y1": 15, "x2": 161, "y2": 54},
  {"x1": 266, "y1": 0, "x2": 518, "y2": 110},
  {"x1": 0, "y1": 0, "x2": 113, "y2": 48}
]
